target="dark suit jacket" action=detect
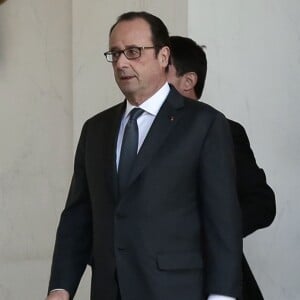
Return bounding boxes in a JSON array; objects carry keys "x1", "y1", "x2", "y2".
[
  {"x1": 48, "y1": 87, "x2": 243, "y2": 300},
  {"x1": 228, "y1": 120, "x2": 275, "y2": 300}
]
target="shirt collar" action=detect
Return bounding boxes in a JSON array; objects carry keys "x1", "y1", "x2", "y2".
[{"x1": 124, "y1": 82, "x2": 170, "y2": 118}]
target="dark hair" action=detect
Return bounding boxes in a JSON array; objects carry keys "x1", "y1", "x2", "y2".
[
  {"x1": 109, "y1": 11, "x2": 170, "y2": 56},
  {"x1": 169, "y1": 36, "x2": 207, "y2": 98}
]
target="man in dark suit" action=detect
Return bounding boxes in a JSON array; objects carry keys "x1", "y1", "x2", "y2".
[
  {"x1": 167, "y1": 35, "x2": 276, "y2": 299},
  {"x1": 47, "y1": 12, "x2": 243, "y2": 300}
]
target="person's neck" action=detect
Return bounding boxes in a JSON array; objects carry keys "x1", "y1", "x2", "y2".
[
  {"x1": 184, "y1": 89, "x2": 198, "y2": 101},
  {"x1": 126, "y1": 81, "x2": 168, "y2": 106}
]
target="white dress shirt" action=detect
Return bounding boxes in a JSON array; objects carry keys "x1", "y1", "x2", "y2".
[{"x1": 116, "y1": 82, "x2": 170, "y2": 168}]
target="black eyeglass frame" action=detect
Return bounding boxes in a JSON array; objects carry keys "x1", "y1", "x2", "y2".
[{"x1": 104, "y1": 46, "x2": 156, "y2": 62}]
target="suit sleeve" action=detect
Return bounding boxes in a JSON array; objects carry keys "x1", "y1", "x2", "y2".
[
  {"x1": 199, "y1": 113, "x2": 242, "y2": 298},
  {"x1": 230, "y1": 122, "x2": 276, "y2": 237},
  {"x1": 48, "y1": 122, "x2": 92, "y2": 299}
]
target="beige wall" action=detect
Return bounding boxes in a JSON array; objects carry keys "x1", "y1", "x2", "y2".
[{"x1": 0, "y1": 0, "x2": 73, "y2": 299}]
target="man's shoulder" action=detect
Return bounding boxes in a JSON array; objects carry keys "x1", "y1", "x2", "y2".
[
  {"x1": 194, "y1": 101, "x2": 230, "y2": 128},
  {"x1": 169, "y1": 86, "x2": 223, "y2": 118},
  {"x1": 77, "y1": 101, "x2": 124, "y2": 137},
  {"x1": 226, "y1": 118, "x2": 251, "y2": 147},
  {"x1": 86, "y1": 101, "x2": 124, "y2": 125},
  {"x1": 183, "y1": 98, "x2": 226, "y2": 121},
  {"x1": 227, "y1": 118, "x2": 248, "y2": 137}
]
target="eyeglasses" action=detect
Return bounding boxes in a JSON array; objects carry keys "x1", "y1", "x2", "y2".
[{"x1": 104, "y1": 46, "x2": 156, "y2": 63}]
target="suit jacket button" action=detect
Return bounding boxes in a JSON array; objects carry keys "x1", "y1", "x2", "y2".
[{"x1": 117, "y1": 246, "x2": 126, "y2": 251}]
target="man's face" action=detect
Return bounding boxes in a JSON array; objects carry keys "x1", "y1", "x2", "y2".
[{"x1": 109, "y1": 18, "x2": 169, "y2": 105}]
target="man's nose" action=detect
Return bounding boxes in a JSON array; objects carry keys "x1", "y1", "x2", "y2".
[{"x1": 115, "y1": 52, "x2": 129, "y2": 68}]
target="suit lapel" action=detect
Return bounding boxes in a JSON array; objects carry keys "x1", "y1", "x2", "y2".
[{"x1": 127, "y1": 87, "x2": 185, "y2": 187}]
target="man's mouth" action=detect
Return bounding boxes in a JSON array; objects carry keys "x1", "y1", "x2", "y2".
[{"x1": 119, "y1": 75, "x2": 135, "y2": 81}]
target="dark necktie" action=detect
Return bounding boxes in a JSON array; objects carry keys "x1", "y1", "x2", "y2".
[{"x1": 118, "y1": 108, "x2": 144, "y2": 192}]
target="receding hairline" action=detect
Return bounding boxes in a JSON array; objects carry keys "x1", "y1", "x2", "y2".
[
  {"x1": 110, "y1": 16, "x2": 151, "y2": 36},
  {"x1": 109, "y1": 17, "x2": 151, "y2": 37}
]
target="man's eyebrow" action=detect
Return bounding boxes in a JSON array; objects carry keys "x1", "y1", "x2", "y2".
[
  {"x1": 109, "y1": 46, "x2": 120, "y2": 51},
  {"x1": 109, "y1": 45, "x2": 139, "y2": 51}
]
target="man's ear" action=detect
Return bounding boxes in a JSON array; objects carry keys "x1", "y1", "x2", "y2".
[
  {"x1": 159, "y1": 46, "x2": 170, "y2": 67},
  {"x1": 183, "y1": 72, "x2": 198, "y2": 91}
]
